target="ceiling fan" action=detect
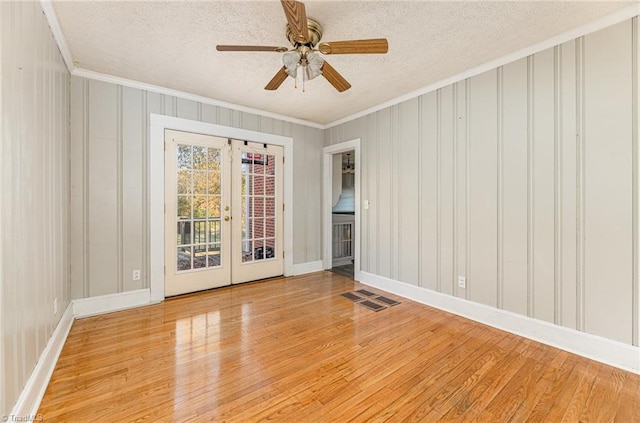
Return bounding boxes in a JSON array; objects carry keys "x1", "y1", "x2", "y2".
[{"x1": 216, "y1": 0, "x2": 388, "y2": 92}]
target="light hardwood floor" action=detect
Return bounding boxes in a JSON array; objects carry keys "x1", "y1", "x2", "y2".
[{"x1": 39, "y1": 272, "x2": 639, "y2": 422}]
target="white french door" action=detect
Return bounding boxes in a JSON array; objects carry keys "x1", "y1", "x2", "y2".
[
  {"x1": 164, "y1": 130, "x2": 283, "y2": 296},
  {"x1": 232, "y1": 140, "x2": 284, "y2": 284}
]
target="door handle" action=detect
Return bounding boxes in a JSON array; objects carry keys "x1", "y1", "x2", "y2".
[{"x1": 224, "y1": 216, "x2": 231, "y2": 222}]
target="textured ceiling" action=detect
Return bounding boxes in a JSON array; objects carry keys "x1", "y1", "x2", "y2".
[{"x1": 53, "y1": 1, "x2": 634, "y2": 125}]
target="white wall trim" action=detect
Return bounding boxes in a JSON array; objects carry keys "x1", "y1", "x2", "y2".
[
  {"x1": 323, "y1": 140, "x2": 361, "y2": 281},
  {"x1": 11, "y1": 273, "x2": 638, "y2": 418},
  {"x1": 73, "y1": 68, "x2": 324, "y2": 130},
  {"x1": 290, "y1": 260, "x2": 324, "y2": 276},
  {"x1": 72, "y1": 289, "x2": 152, "y2": 318},
  {"x1": 41, "y1": 0, "x2": 321, "y2": 129},
  {"x1": 360, "y1": 271, "x2": 640, "y2": 374},
  {"x1": 41, "y1": 0, "x2": 640, "y2": 131},
  {"x1": 149, "y1": 114, "x2": 295, "y2": 302},
  {"x1": 10, "y1": 290, "x2": 155, "y2": 416},
  {"x1": 9, "y1": 304, "x2": 73, "y2": 419},
  {"x1": 325, "y1": 4, "x2": 640, "y2": 129},
  {"x1": 39, "y1": 0, "x2": 75, "y2": 73}
]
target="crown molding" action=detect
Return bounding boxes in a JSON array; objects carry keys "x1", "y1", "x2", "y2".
[
  {"x1": 324, "y1": 3, "x2": 640, "y2": 129},
  {"x1": 40, "y1": 0, "x2": 640, "y2": 131},
  {"x1": 72, "y1": 68, "x2": 325, "y2": 129},
  {"x1": 39, "y1": 0, "x2": 324, "y2": 130},
  {"x1": 40, "y1": 0, "x2": 75, "y2": 73}
]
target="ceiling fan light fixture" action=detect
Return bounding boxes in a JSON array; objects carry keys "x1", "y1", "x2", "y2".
[
  {"x1": 217, "y1": 1, "x2": 388, "y2": 93},
  {"x1": 282, "y1": 50, "x2": 323, "y2": 92},
  {"x1": 283, "y1": 51, "x2": 301, "y2": 78},
  {"x1": 305, "y1": 51, "x2": 324, "y2": 80}
]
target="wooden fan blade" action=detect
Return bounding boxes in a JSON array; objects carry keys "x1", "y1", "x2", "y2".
[
  {"x1": 321, "y1": 61, "x2": 351, "y2": 92},
  {"x1": 217, "y1": 45, "x2": 288, "y2": 52},
  {"x1": 265, "y1": 67, "x2": 289, "y2": 90},
  {"x1": 281, "y1": 0, "x2": 309, "y2": 44},
  {"x1": 318, "y1": 39, "x2": 389, "y2": 55}
]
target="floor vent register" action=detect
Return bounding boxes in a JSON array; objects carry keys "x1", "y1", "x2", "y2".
[{"x1": 340, "y1": 289, "x2": 401, "y2": 312}]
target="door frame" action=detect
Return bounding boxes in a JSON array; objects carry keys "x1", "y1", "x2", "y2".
[
  {"x1": 149, "y1": 114, "x2": 293, "y2": 302},
  {"x1": 322, "y1": 139, "x2": 361, "y2": 281}
]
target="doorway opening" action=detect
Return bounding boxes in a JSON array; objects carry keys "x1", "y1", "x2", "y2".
[
  {"x1": 330, "y1": 150, "x2": 355, "y2": 279},
  {"x1": 323, "y1": 139, "x2": 361, "y2": 281}
]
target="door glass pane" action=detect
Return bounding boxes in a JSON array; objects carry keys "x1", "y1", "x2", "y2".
[
  {"x1": 240, "y1": 149, "x2": 278, "y2": 264},
  {"x1": 177, "y1": 145, "x2": 191, "y2": 169},
  {"x1": 250, "y1": 154, "x2": 265, "y2": 175},
  {"x1": 208, "y1": 148, "x2": 221, "y2": 171},
  {"x1": 208, "y1": 172, "x2": 221, "y2": 195},
  {"x1": 241, "y1": 155, "x2": 250, "y2": 173},
  {"x1": 178, "y1": 246, "x2": 192, "y2": 271},
  {"x1": 176, "y1": 143, "x2": 224, "y2": 272},
  {"x1": 193, "y1": 221, "x2": 206, "y2": 244},
  {"x1": 240, "y1": 175, "x2": 247, "y2": 198},
  {"x1": 266, "y1": 155, "x2": 276, "y2": 175},
  {"x1": 252, "y1": 218, "x2": 264, "y2": 238},
  {"x1": 248, "y1": 175, "x2": 255, "y2": 195},
  {"x1": 253, "y1": 175, "x2": 264, "y2": 196},
  {"x1": 177, "y1": 170, "x2": 192, "y2": 194},
  {"x1": 177, "y1": 196, "x2": 191, "y2": 219},
  {"x1": 207, "y1": 220, "x2": 221, "y2": 243},
  {"x1": 193, "y1": 172, "x2": 207, "y2": 194},
  {"x1": 265, "y1": 197, "x2": 275, "y2": 217},
  {"x1": 265, "y1": 176, "x2": 275, "y2": 196},
  {"x1": 177, "y1": 221, "x2": 191, "y2": 245},
  {"x1": 207, "y1": 197, "x2": 221, "y2": 218},
  {"x1": 254, "y1": 197, "x2": 264, "y2": 218},
  {"x1": 244, "y1": 214, "x2": 252, "y2": 239},
  {"x1": 265, "y1": 218, "x2": 275, "y2": 238},
  {"x1": 242, "y1": 241, "x2": 253, "y2": 263},
  {"x1": 241, "y1": 196, "x2": 248, "y2": 238},
  {"x1": 193, "y1": 146, "x2": 207, "y2": 170},
  {"x1": 193, "y1": 244, "x2": 207, "y2": 269},
  {"x1": 253, "y1": 239, "x2": 265, "y2": 260},
  {"x1": 207, "y1": 244, "x2": 221, "y2": 267},
  {"x1": 265, "y1": 238, "x2": 275, "y2": 259},
  {"x1": 193, "y1": 196, "x2": 207, "y2": 218}
]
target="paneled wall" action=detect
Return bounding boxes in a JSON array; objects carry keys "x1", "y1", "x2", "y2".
[
  {"x1": 70, "y1": 77, "x2": 324, "y2": 299},
  {"x1": 1, "y1": 1, "x2": 70, "y2": 414},
  {"x1": 327, "y1": 19, "x2": 639, "y2": 346}
]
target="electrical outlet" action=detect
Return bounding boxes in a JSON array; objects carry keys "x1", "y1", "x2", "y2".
[
  {"x1": 53, "y1": 298, "x2": 58, "y2": 315},
  {"x1": 457, "y1": 276, "x2": 466, "y2": 289},
  {"x1": 132, "y1": 269, "x2": 141, "y2": 281}
]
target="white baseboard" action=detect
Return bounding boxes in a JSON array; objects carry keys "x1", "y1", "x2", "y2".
[
  {"x1": 10, "y1": 303, "x2": 74, "y2": 419},
  {"x1": 360, "y1": 271, "x2": 640, "y2": 375},
  {"x1": 72, "y1": 288, "x2": 152, "y2": 318},
  {"x1": 10, "y1": 289, "x2": 156, "y2": 417},
  {"x1": 290, "y1": 260, "x2": 324, "y2": 276}
]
